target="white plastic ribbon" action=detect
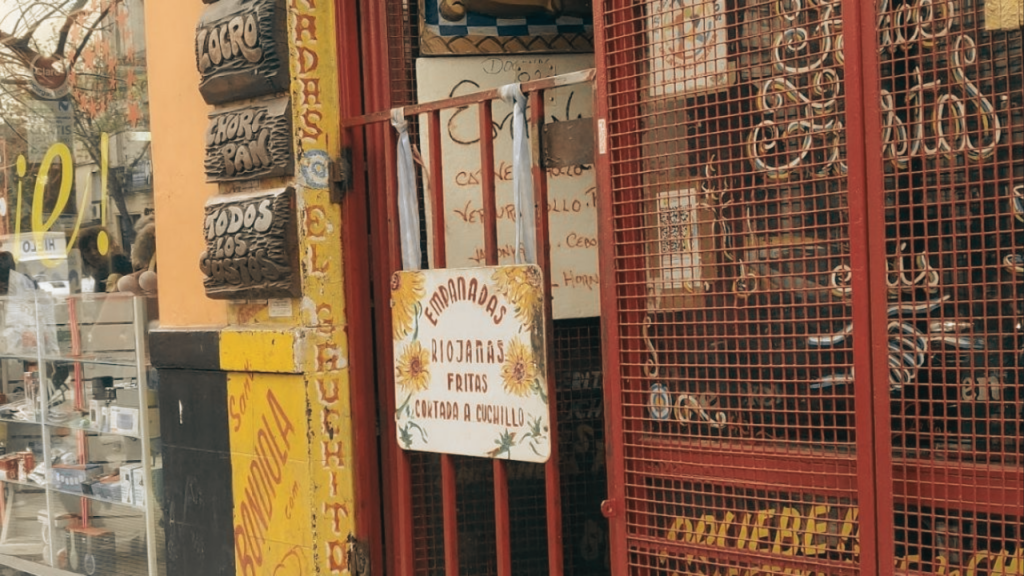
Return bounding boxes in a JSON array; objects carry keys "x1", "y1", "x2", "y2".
[
  {"x1": 498, "y1": 83, "x2": 537, "y2": 264},
  {"x1": 391, "y1": 108, "x2": 421, "y2": 271}
]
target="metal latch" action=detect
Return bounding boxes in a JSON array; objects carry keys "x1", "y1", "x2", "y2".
[
  {"x1": 601, "y1": 499, "x2": 619, "y2": 518},
  {"x1": 329, "y1": 150, "x2": 352, "y2": 203},
  {"x1": 347, "y1": 533, "x2": 370, "y2": 575}
]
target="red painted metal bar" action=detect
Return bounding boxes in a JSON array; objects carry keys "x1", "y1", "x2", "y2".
[
  {"x1": 843, "y1": 0, "x2": 896, "y2": 573},
  {"x1": 440, "y1": 455, "x2": 460, "y2": 576},
  {"x1": 476, "y1": 97, "x2": 513, "y2": 576},
  {"x1": 493, "y1": 460, "x2": 512, "y2": 576},
  {"x1": 590, "y1": 1, "x2": 628, "y2": 570},
  {"x1": 68, "y1": 297, "x2": 91, "y2": 527},
  {"x1": 429, "y1": 111, "x2": 447, "y2": 265},
  {"x1": 372, "y1": 119, "x2": 415, "y2": 576},
  {"x1": 592, "y1": 0, "x2": 647, "y2": 569},
  {"x1": 480, "y1": 101, "x2": 499, "y2": 266},
  {"x1": 337, "y1": 0, "x2": 384, "y2": 566},
  {"x1": 345, "y1": 70, "x2": 596, "y2": 128},
  {"x1": 358, "y1": 0, "x2": 414, "y2": 562},
  {"x1": 530, "y1": 88, "x2": 565, "y2": 576},
  {"x1": 427, "y1": 108, "x2": 462, "y2": 576}
]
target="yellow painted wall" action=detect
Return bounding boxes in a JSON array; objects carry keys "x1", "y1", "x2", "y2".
[
  {"x1": 144, "y1": 1, "x2": 227, "y2": 328},
  {"x1": 146, "y1": 0, "x2": 358, "y2": 572}
]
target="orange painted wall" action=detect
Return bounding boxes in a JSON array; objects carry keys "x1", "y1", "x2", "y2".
[{"x1": 144, "y1": 1, "x2": 226, "y2": 327}]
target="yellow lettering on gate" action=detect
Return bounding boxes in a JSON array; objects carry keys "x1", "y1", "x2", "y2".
[
  {"x1": 750, "y1": 509, "x2": 775, "y2": 552},
  {"x1": 802, "y1": 505, "x2": 828, "y2": 556},
  {"x1": 772, "y1": 507, "x2": 801, "y2": 555}
]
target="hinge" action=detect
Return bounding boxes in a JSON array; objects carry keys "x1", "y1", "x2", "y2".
[
  {"x1": 329, "y1": 149, "x2": 352, "y2": 204},
  {"x1": 347, "y1": 533, "x2": 370, "y2": 575},
  {"x1": 601, "y1": 499, "x2": 619, "y2": 518}
]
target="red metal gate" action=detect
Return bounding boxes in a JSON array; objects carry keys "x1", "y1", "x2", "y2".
[
  {"x1": 344, "y1": 48, "x2": 604, "y2": 573},
  {"x1": 595, "y1": 0, "x2": 1024, "y2": 574}
]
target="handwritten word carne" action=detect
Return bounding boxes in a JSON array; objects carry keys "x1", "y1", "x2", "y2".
[
  {"x1": 452, "y1": 163, "x2": 591, "y2": 187},
  {"x1": 424, "y1": 275, "x2": 508, "y2": 326},
  {"x1": 206, "y1": 108, "x2": 274, "y2": 178},
  {"x1": 197, "y1": 13, "x2": 263, "y2": 73},
  {"x1": 234, "y1": 389, "x2": 296, "y2": 576},
  {"x1": 455, "y1": 163, "x2": 513, "y2": 186}
]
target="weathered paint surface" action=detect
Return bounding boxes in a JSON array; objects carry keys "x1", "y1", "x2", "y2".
[
  {"x1": 220, "y1": 329, "x2": 300, "y2": 374},
  {"x1": 228, "y1": 372, "x2": 315, "y2": 575},
  {"x1": 286, "y1": 0, "x2": 357, "y2": 573}
]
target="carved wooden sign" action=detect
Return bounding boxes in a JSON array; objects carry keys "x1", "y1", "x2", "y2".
[
  {"x1": 204, "y1": 97, "x2": 293, "y2": 182},
  {"x1": 195, "y1": 0, "x2": 287, "y2": 104},
  {"x1": 199, "y1": 187, "x2": 300, "y2": 299}
]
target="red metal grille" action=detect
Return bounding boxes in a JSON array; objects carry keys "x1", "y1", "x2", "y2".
[
  {"x1": 872, "y1": 0, "x2": 1024, "y2": 572},
  {"x1": 554, "y1": 318, "x2": 611, "y2": 575},
  {"x1": 598, "y1": 0, "x2": 867, "y2": 573},
  {"x1": 404, "y1": 318, "x2": 607, "y2": 575},
  {"x1": 597, "y1": 0, "x2": 1024, "y2": 573}
]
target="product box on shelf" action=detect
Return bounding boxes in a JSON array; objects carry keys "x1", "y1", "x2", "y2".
[
  {"x1": 83, "y1": 473, "x2": 122, "y2": 502},
  {"x1": 64, "y1": 525, "x2": 116, "y2": 575},
  {"x1": 132, "y1": 466, "x2": 162, "y2": 507},
  {"x1": 113, "y1": 382, "x2": 157, "y2": 408},
  {"x1": 51, "y1": 464, "x2": 104, "y2": 493},
  {"x1": 87, "y1": 435, "x2": 143, "y2": 463},
  {"x1": 119, "y1": 463, "x2": 142, "y2": 505},
  {"x1": 109, "y1": 406, "x2": 159, "y2": 437}
]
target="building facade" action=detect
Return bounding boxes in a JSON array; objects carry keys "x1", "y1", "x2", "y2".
[{"x1": 3, "y1": 0, "x2": 1018, "y2": 575}]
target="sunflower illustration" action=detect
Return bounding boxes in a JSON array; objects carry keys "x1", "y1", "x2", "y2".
[
  {"x1": 501, "y1": 337, "x2": 537, "y2": 397},
  {"x1": 492, "y1": 266, "x2": 543, "y2": 327},
  {"x1": 391, "y1": 271, "x2": 425, "y2": 340},
  {"x1": 396, "y1": 341, "x2": 431, "y2": 394}
]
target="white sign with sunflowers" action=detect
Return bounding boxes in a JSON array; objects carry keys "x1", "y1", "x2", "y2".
[{"x1": 391, "y1": 265, "x2": 551, "y2": 463}]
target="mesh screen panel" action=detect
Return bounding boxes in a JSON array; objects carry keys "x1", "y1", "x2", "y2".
[
  {"x1": 874, "y1": 0, "x2": 1024, "y2": 572},
  {"x1": 555, "y1": 318, "x2": 611, "y2": 575},
  {"x1": 602, "y1": 0, "x2": 863, "y2": 573},
  {"x1": 403, "y1": 318, "x2": 607, "y2": 575}
]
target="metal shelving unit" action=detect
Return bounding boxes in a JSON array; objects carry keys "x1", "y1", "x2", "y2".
[{"x1": 0, "y1": 294, "x2": 162, "y2": 576}]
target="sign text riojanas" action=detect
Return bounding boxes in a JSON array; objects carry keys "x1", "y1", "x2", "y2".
[{"x1": 391, "y1": 265, "x2": 550, "y2": 462}]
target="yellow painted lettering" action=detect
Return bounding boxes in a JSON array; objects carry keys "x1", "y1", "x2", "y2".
[
  {"x1": 751, "y1": 509, "x2": 775, "y2": 552},
  {"x1": 802, "y1": 505, "x2": 828, "y2": 556},
  {"x1": 838, "y1": 507, "x2": 860, "y2": 555},
  {"x1": 772, "y1": 507, "x2": 801, "y2": 555}
]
